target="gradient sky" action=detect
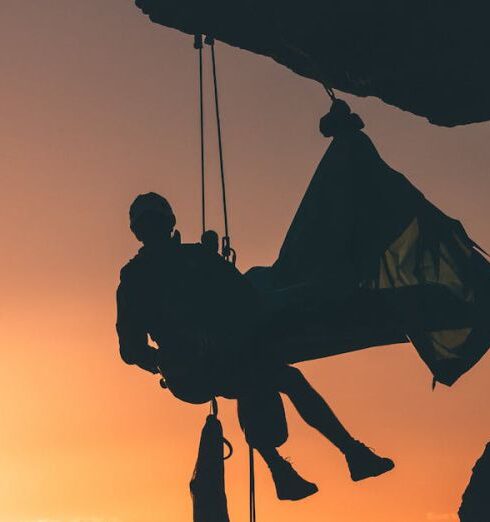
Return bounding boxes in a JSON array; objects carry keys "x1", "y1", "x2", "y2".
[{"x1": 1, "y1": 2, "x2": 489, "y2": 522}]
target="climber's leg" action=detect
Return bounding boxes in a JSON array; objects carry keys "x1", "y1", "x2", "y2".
[
  {"x1": 256, "y1": 445, "x2": 318, "y2": 501},
  {"x1": 276, "y1": 365, "x2": 355, "y2": 452},
  {"x1": 276, "y1": 365, "x2": 395, "y2": 481},
  {"x1": 237, "y1": 388, "x2": 288, "y2": 449},
  {"x1": 235, "y1": 384, "x2": 317, "y2": 501}
]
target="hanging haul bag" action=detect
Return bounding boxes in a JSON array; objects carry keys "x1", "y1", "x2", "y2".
[{"x1": 190, "y1": 402, "x2": 232, "y2": 522}]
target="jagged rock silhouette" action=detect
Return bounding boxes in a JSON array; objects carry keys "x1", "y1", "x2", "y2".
[
  {"x1": 135, "y1": 0, "x2": 490, "y2": 126},
  {"x1": 459, "y1": 442, "x2": 490, "y2": 522}
]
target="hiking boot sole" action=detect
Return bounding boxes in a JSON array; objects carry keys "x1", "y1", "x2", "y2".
[
  {"x1": 351, "y1": 458, "x2": 395, "y2": 482},
  {"x1": 277, "y1": 483, "x2": 319, "y2": 501}
]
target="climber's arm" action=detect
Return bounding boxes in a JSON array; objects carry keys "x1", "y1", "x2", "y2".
[{"x1": 116, "y1": 281, "x2": 159, "y2": 374}]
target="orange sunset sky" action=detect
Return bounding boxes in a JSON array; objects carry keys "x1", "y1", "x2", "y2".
[{"x1": 1, "y1": 2, "x2": 489, "y2": 522}]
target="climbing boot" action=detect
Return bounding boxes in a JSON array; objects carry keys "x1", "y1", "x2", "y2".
[
  {"x1": 345, "y1": 441, "x2": 394, "y2": 482},
  {"x1": 270, "y1": 460, "x2": 318, "y2": 501}
]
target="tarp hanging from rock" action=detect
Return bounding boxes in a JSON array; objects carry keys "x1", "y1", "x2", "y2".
[{"x1": 251, "y1": 101, "x2": 490, "y2": 386}]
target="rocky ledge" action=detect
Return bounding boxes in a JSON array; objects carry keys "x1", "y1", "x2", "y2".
[{"x1": 135, "y1": 1, "x2": 490, "y2": 127}]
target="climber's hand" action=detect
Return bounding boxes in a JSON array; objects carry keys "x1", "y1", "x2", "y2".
[{"x1": 135, "y1": 346, "x2": 159, "y2": 374}]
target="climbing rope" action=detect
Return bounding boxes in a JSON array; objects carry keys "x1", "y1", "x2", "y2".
[
  {"x1": 194, "y1": 34, "x2": 254, "y2": 521},
  {"x1": 194, "y1": 34, "x2": 206, "y2": 235},
  {"x1": 207, "y1": 36, "x2": 234, "y2": 262},
  {"x1": 195, "y1": 35, "x2": 236, "y2": 264}
]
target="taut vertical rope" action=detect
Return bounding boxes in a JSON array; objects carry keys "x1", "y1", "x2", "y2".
[
  {"x1": 206, "y1": 36, "x2": 234, "y2": 263},
  {"x1": 194, "y1": 35, "x2": 236, "y2": 264},
  {"x1": 194, "y1": 34, "x2": 206, "y2": 235},
  {"x1": 193, "y1": 32, "x2": 250, "y2": 521}
]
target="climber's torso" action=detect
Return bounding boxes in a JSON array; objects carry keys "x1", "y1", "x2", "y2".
[{"x1": 120, "y1": 242, "x2": 263, "y2": 402}]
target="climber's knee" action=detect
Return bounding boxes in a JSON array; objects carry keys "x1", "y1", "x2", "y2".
[{"x1": 277, "y1": 365, "x2": 305, "y2": 393}]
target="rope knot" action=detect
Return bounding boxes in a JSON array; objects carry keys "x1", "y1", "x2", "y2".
[{"x1": 320, "y1": 99, "x2": 365, "y2": 138}]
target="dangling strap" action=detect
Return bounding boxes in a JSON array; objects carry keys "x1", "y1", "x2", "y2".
[{"x1": 210, "y1": 397, "x2": 234, "y2": 460}]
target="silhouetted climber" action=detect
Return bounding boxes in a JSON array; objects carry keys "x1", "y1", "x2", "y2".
[
  {"x1": 118, "y1": 98, "x2": 490, "y2": 503},
  {"x1": 117, "y1": 191, "x2": 394, "y2": 501}
]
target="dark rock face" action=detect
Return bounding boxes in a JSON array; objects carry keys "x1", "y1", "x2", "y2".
[
  {"x1": 459, "y1": 443, "x2": 490, "y2": 522},
  {"x1": 135, "y1": 1, "x2": 490, "y2": 127}
]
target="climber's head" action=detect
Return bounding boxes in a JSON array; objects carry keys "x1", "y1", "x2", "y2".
[{"x1": 129, "y1": 192, "x2": 176, "y2": 245}]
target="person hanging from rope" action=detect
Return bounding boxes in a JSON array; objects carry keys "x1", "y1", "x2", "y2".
[{"x1": 116, "y1": 191, "x2": 394, "y2": 501}]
